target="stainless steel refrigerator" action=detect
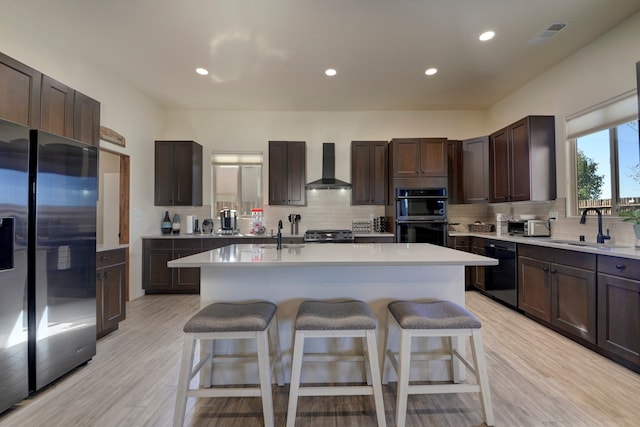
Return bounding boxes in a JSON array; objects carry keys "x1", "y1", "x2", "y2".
[{"x1": 0, "y1": 118, "x2": 97, "y2": 414}]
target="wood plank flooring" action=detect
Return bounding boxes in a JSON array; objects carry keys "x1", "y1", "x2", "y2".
[{"x1": 1, "y1": 291, "x2": 639, "y2": 426}]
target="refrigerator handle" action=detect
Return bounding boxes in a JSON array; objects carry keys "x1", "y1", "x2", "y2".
[{"x1": 0, "y1": 217, "x2": 15, "y2": 270}]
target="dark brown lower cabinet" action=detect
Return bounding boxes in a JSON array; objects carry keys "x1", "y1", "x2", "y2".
[
  {"x1": 518, "y1": 244, "x2": 596, "y2": 344},
  {"x1": 449, "y1": 236, "x2": 472, "y2": 288},
  {"x1": 597, "y1": 256, "x2": 640, "y2": 366},
  {"x1": 470, "y1": 237, "x2": 485, "y2": 291},
  {"x1": 96, "y1": 248, "x2": 127, "y2": 338}
]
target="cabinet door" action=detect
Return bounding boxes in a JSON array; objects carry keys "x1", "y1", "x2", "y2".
[
  {"x1": 73, "y1": 91, "x2": 100, "y2": 146},
  {"x1": 268, "y1": 141, "x2": 289, "y2": 205},
  {"x1": 489, "y1": 128, "x2": 510, "y2": 203},
  {"x1": 391, "y1": 139, "x2": 421, "y2": 178},
  {"x1": 287, "y1": 141, "x2": 306, "y2": 206},
  {"x1": 470, "y1": 239, "x2": 485, "y2": 291},
  {"x1": 550, "y1": 263, "x2": 596, "y2": 344},
  {"x1": 101, "y1": 263, "x2": 126, "y2": 332},
  {"x1": 518, "y1": 256, "x2": 551, "y2": 321},
  {"x1": 351, "y1": 141, "x2": 387, "y2": 205},
  {"x1": 40, "y1": 75, "x2": 74, "y2": 137},
  {"x1": 462, "y1": 136, "x2": 489, "y2": 203},
  {"x1": 508, "y1": 119, "x2": 531, "y2": 202},
  {"x1": 447, "y1": 140, "x2": 462, "y2": 203},
  {"x1": 173, "y1": 249, "x2": 201, "y2": 291},
  {"x1": 96, "y1": 270, "x2": 103, "y2": 335},
  {"x1": 174, "y1": 141, "x2": 203, "y2": 206},
  {"x1": 0, "y1": 52, "x2": 41, "y2": 126},
  {"x1": 420, "y1": 138, "x2": 447, "y2": 176},
  {"x1": 597, "y1": 273, "x2": 640, "y2": 365},
  {"x1": 155, "y1": 141, "x2": 174, "y2": 205},
  {"x1": 268, "y1": 141, "x2": 306, "y2": 206},
  {"x1": 143, "y1": 240, "x2": 173, "y2": 292}
]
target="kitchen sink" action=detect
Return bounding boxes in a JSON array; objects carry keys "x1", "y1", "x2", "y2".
[{"x1": 547, "y1": 239, "x2": 630, "y2": 250}]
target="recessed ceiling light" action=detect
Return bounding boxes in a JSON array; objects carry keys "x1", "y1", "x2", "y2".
[
  {"x1": 425, "y1": 68, "x2": 438, "y2": 76},
  {"x1": 479, "y1": 31, "x2": 495, "y2": 41},
  {"x1": 325, "y1": 68, "x2": 337, "y2": 77},
  {"x1": 195, "y1": 67, "x2": 209, "y2": 76}
]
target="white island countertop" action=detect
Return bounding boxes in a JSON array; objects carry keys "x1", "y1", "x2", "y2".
[{"x1": 167, "y1": 242, "x2": 498, "y2": 268}]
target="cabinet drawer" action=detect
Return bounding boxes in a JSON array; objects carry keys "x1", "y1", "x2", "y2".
[
  {"x1": 598, "y1": 255, "x2": 640, "y2": 279},
  {"x1": 173, "y1": 239, "x2": 202, "y2": 250},
  {"x1": 96, "y1": 248, "x2": 126, "y2": 268},
  {"x1": 518, "y1": 244, "x2": 596, "y2": 270},
  {"x1": 144, "y1": 239, "x2": 172, "y2": 250}
]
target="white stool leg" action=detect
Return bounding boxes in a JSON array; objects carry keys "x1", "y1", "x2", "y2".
[
  {"x1": 257, "y1": 330, "x2": 275, "y2": 427},
  {"x1": 286, "y1": 330, "x2": 305, "y2": 427},
  {"x1": 173, "y1": 335, "x2": 196, "y2": 427},
  {"x1": 471, "y1": 329, "x2": 494, "y2": 426},
  {"x1": 365, "y1": 329, "x2": 387, "y2": 427},
  {"x1": 269, "y1": 315, "x2": 285, "y2": 386},
  {"x1": 395, "y1": 329, "x2": 412, "y2": 427},
  {"x1": 381, "y1": 310, "x2": 392, "y2": 385}
]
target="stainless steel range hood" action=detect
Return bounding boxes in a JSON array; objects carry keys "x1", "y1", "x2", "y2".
[{"x1": 305, "y1": 143, "x2": 352, "y2": 190}]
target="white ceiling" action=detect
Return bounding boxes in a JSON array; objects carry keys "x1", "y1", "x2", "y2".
[{"x1": 3, "y1": 0, "x2": 640, "y2": 111}]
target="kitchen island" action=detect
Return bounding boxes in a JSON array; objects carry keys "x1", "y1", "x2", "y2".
[{"x1": 168, "y1": 242, "x2": 497, "y2": 383}]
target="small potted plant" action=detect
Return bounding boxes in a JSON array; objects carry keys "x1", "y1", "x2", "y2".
[{"x1": 619, "y1": 208, "x2": 640, "y2": 239}]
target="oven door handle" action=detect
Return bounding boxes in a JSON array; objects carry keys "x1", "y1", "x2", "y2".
[{"x1": 397, "y1": 219, "x2": 448, "y2": 224}]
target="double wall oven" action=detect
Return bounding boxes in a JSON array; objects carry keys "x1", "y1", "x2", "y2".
[{"x1": 395, "y1": 188, "x2": 448, "y2": 246}]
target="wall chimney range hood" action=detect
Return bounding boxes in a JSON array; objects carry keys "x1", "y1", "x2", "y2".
[{"x1": 305, "y1": 143, "x2": 351, "y2": 190}]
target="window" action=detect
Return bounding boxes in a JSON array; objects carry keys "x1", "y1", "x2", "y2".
[
  {"x1": 574, "y1": 121, "x2": 639, "y2": 215},
  {"x1": 567, "y1": 90, "x2": 638, "y2": 217},
  {"x1": 212, "y1": 153, "x2": 262, "y2": 217}
]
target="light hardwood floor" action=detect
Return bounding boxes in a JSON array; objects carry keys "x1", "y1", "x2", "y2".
[{"x1": 1, "y1": 291, "x2": 639, "y2": 427}]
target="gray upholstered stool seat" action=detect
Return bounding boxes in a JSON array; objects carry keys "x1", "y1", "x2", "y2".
[
  {"x1": 295, "y1": 299, "x2": 377, "y2": 330},
  {"x1": 383, "y1": 299, "x2": 494, "y2": 427},
  {"x1": 174, "y1": 301, "x2": 284, "y2": 427},
  {"x1": 183, "y1": 301, "x2": 277, "y2": 333},
  {"x1": 286, "y1": 299, "x2": 386, "y2": 427},
  {"x1": 387, "y1": 300, "x2": 481, "y2": 330}
]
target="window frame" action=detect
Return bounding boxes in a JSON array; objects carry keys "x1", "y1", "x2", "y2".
[{"x1": 212, "y1": 152, "x2": 263, "y2": 218}]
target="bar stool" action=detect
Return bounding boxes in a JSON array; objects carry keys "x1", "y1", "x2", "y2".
[
  {"x1": 383, "y1": 299, "x2": 494, "y2": 427},
  {"x1": 173, "y1": 301, "x2": 284, "y2": 427},
  {"x1": 286, "y1": 299, "x2": 387, "y2": 427}
]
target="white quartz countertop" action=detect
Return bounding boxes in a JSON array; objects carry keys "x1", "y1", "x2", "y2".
[
  {"x1": 96, "y1": 243, "x2": 128, "y2": 252},
  {"x1": 450, "y1": 231, "x2": 640, "y2": 260},
  {"x1": 142, "y1": 232, "x2": 393, "y2": 239},
  {"x1": 167, "y1": 242, "x2": 498, "y2": 268}
]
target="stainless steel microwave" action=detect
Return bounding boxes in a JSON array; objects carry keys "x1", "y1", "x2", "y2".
[{"x1": 507, "y1": 219, "x2": 550, "y2": 236}]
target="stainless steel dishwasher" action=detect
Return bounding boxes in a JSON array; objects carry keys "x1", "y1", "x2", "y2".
[{"x1": 483, "y1": 239, "x2": 518, "y2": 308}]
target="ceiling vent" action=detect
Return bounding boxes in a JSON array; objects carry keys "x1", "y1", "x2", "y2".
[{"x1": 527, "y1": 22, "x2": 568, "y2": 46}]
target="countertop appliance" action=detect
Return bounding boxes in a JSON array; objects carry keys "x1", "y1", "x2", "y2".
[
  {"x1": 0, "y1": 119, "x2": 97, "y2": 413},
  {"x1": 395, "y1": 188, "x2": 448, "y2": 246},
  {"x1": 303, "y1": 229, "x2": 355, "y2": 243},
  {"x1": 483, "y1": 239, "x2": 518, "y2": 308},
  {"x1": 507, "y1": 219, "x2": 550, "y2": 237},
  {"x1": 219, "y1": 208, "x2": 238, "y2": 232}
]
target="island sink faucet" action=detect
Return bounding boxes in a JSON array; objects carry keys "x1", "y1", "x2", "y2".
[
  {"x1": 579, "y1": 207, "x2": 610, "y2": 244},
  {"x1": 277, "y1": 220, "x2": 283, "y2": 250}
]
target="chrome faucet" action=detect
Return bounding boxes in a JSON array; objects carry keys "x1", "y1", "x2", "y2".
[
  {"x1": 276, "y1": 220, "x2": 283, "y2": 250},
  {"x1": 579, "y1": 208, "x2": 610, "y2": 244}
]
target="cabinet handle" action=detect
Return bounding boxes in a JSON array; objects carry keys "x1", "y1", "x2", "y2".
[
  {"x1": 104, "y1": 271, "x2": 111, "y2": 278},
  {"x1": 542, "y1": 267, "x2": 549, "y2": 272},
  {"x1": 96, "y1": 273, "x2": 103, "y2": 279},
  {"x1": 101, "y1": 256, "x2": 108, "y2": 262},
  {"x1": 550, "y1": 269, "x2": 557, "y2": 274},
  {"x1": 615, "y1": 264, "x2": 625, "y2": 270}
]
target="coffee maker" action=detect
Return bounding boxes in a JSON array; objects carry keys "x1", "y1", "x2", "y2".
[{"x1": 219, "y1": 208, "x2": 238, "y2": 234}]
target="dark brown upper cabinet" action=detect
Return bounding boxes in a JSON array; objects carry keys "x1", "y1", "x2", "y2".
[
  {"x1": 0, "y1": 52, "x2": 41, "y2": 127},
  {"x1": 40, "y1": 75, "x2": 74, "y2": 138},
  {"x1": 446, "y1": 139, "x2": 463, "y2": 204},
  {"x1": 351, "y1": 141, "x2": 388, "y2": 205},
  {"x1": 389, "y1": 138, "x2": 448, "y2": 179},
  {"x1": 73, "y1": 91, "x2": 100, "y2": 146},
  {"x1": 269, "y1": 141, "x2": 306, "y2": 206},
  {"x1": 155, "y1": 140, "x2": 203, "y2": 206},
  {"x1": 489, "y1": 115, "x2": 556, "y2": 203},
  {"x1": 462, "y1": 136, "x2": 490, "y2": 203}
]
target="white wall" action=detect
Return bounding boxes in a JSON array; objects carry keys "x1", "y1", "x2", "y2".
[{"x1": 0, "y1": 6, "x2": 166, "y2": 300}]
